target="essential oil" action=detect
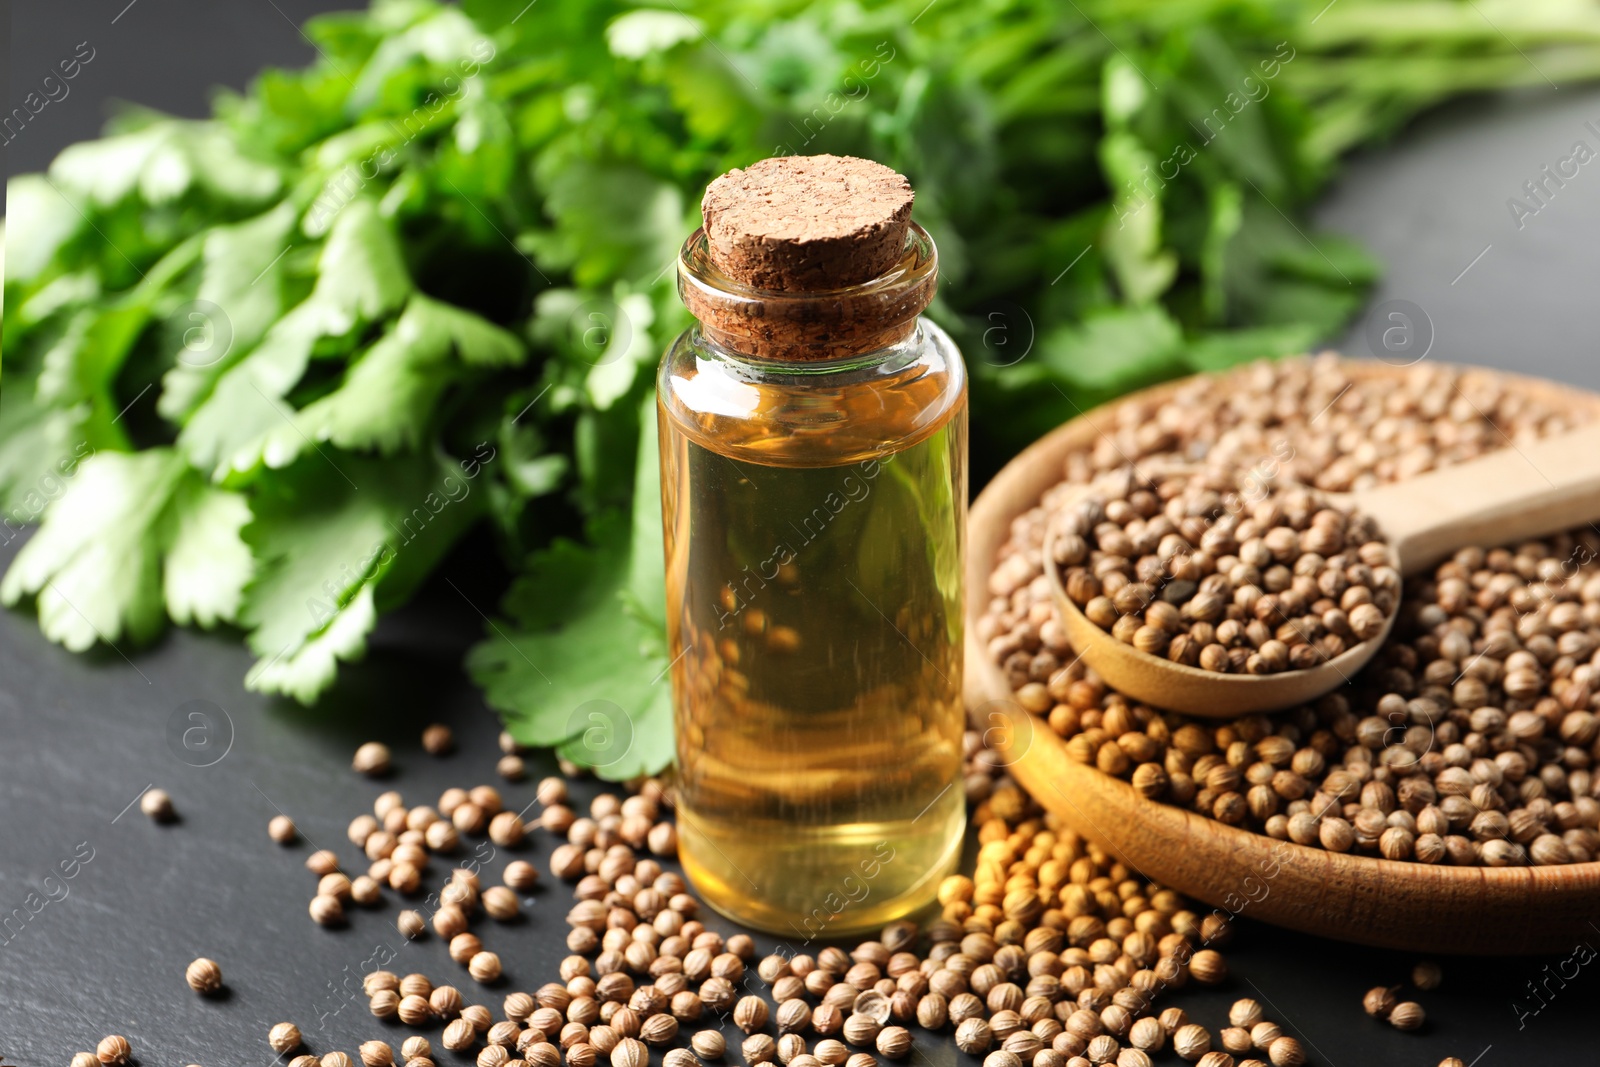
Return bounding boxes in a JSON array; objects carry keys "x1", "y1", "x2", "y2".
[{"x1": 657, "y1": 156, "x2": 967, "y2": 936}]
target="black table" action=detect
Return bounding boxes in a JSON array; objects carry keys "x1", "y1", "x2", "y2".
[{"x1": 5, "y1": 4, "x2": 1600, "y2": 1064}]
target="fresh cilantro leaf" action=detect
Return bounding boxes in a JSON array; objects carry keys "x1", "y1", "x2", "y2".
[
  {"x1": 469, "y1": 399, "x2": 671, "y2": 780},
  {"x1": 158, "y1": 202, "x2": 298, "y2": 422},
  {"x1": 4, "y1": 175, "x2": 83, "y2": 284},
  {"x1": 49, "y1": 120, "x2": 280, "y2": 208},
  {"x1": 240, "y1": 447, "x2": 485, "y2": 702},
  {"x1": 178, "y1": 198, "x2": 411, "y2": 479},
  {"x1": 0, "y1": 448, "x2": 247, "y2": 650}
]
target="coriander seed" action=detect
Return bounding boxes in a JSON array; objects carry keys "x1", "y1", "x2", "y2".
[
  {"x1": 1362, "y1": 986, "x2": 1396, "y2": 1018},
  {"x1": 398, "y1": 909, "x2": 425, "y2": 939},
  {"x1": 141, "y1": 788, "x2": 175, "y2": 822},
  {"x1": 353, "y1": 741, "x2": 391, "y2": 776},
  {"x1": 470, "y1": 950, "x2": 503, "y2": 983},
  {"x1": 613, "y1": 1038, "x2": 648, "y2": 1067},
  {"x1": 444, "y1": 1019, "x2": 477, "y2": 1051},
  {"x1": 398, "y1": 994, "x2": 433, "y2": 1026},
  {"x1": 693, "y1": 1031, "x2": 727, "y2": 1060},
  {"x1": 310, "y1": 894, "x2": 344, "y2": 926},
  {"x1": 72, "y1": 1054, "x2": 99, "y2": 1067},
  {"x1": 306, "y1": 849, "x2": 340, "y2": 876},
  {"x1": 1412, "y1": 961, "x2": 1442, "y2": 991},
  {"x1": 97, "y1": 1036, "x2": 132, "y2": 1065},
  {"x1": 1172, "y1": 1024, "x2": 1210, "y2": 1061},
  {"x1": 484, "y1": 885, "x2": 519, "y2": 920},
  {"x1": 422, "y1": 724, "x2": 455, "y2": 755},
  {"x1": 290, "y1": 1058, "x2": 318, "y2": 1067},
  {"x1": 323, "y1": 1054, "x2": 353, "y2": 1067},
  {"x1": 360, "y1": 1041, "x2": 394, "y2": 1067},
  {"x1": 402, "y1": 1038, "x2": 432, "y2": 1060},
  {"x1": 186, "y1": 957, "x2": 222, "y2": 994},
  {"x1": 269, "y1": 814, "x2": 297, "y2": 843},
  {"x1": 1266, "y1": 1035, "x2": 1304, "y2": 1066},
  {"x1": 665, "y1": 1050, "x2": 702, "y2": 1067},
  {"x1": 1388, "y1": 1002, "x2": 1425, "y2": 1031}
]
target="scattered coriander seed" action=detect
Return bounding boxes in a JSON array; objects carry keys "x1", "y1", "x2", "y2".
[
  {"x1": 462, "y1": 1004, "x2": 493, "y2": 1032},
  {"x1": 360, "y1": 1041, "x2": 394, "y2": 1067},
  {"x1": 1117, "y1": 1052, "x2": 1153, "y2": 1067},
  {"x1": 72, "y1": 1054, "x2": 99, "y2": 1067},
  {"x1": 743, "y1": 1035, "x2": 777, "y2": 1065},
  {"x1": 489, "y1": 812, "x2": 526, "y2": 847},
  {"x1": 1438, "y1": 1060, "x2": 1465, "y2": 1067},
  {"x1": 1227, "y1": 1001, "x2": 1262, "y2": 1029},
  {"x1": 451, "y1": 932, "x2": 484, "y2": 965},
  {"x1": 290, "y1": 1058, "x2": 318, "y2": 1067},
  {"x1": 537, "y1": 777, "x2": 568, "y2": 807},
  {"x1": 1362, "y1": 987, "x2": 1397, "y2": 1019},
  {"x1": 1188, "y1": 950, "x2": 1227, "y2": 985},
  {"x1": 955, "y1": 1018, "x2": 992, "y2": 1054},
  {"x1": 480, "y1": 889, "x2": 518, "y2": 921},
  {"x1": 430, "y1": 984, "x2": 464, "y2": 1017},
  {"x1": 1085, "y1": 1036, "x2": 1118, "y2": 1064},
  {"x1": 692, "y1": 1031, "x2": 727, "y2": 1060},
  {"x1": 1412, "y1": 961, "x2": 1442, "y2": 991},
  {"x1": 398, "y1": 994, "x2": 433, "y2": 1026},
  {"x1": 186, "y1": 957, "x2": 223, "y2": 994},
  {"x1": 1172, "y1": 1025, "x2": 1210, "y2": 1061},
  {"x1": 504, "y1": 860, "x2": 539, "y2": 891},
  {"x1": 1249, "y1": 1022, "x2": 1280, "y2": 1050},
  {"x1": 845, "y1": 1056, "x2": 875, "y2": 1067},
  {"x1": 398, "y1": 909, "x2": 426, "y2": 939},
  {"x1": 470, "y1": 950, "x2": 504, "y2": 983},
  {"x1": 1266, "y1": 1035, "x2": 1304, "y2": 1066},
  {"x1": 422, "y1": 724, "x2": 455, "y2": 755},
  {"x1": 666, "y1": 1051, "x2": 702, "y2": 1067},
  {"x1": 498, "y1": 754, "x2": 527, "y2": 781},
  {"x1": 323, "y1": 1055, "x2": 353, "y2": 1067},
  {"x1": 351, "y1": 874, "x2": 383, "y2": 906},
  {"x1": 269, "y1": 814, "x2": 297, "y2": 843},
  {"x1": 400, "y1": 973, "x2": 432, "y2": 999},
  {"x1": 613, "y1": 1038, "x2": 648, "y2": 1067},
  {"x1": 1158, "y1": 1008, "x2": 1188, "y2": 1035},
  {"x1": 1388, "y1": 1002, "x2": 1425, "y2": 1031},
  {"x1": 641, "y1": 1015, "x2": 679, "y2": 1046},
  {"x1": 735, "y1": 995, "x2": 770, "y2": 1033},
  {"x1": 982, "y1": 1052, "x2": 1020, "y2": 1067},
  {"x1": 306, "y1": 849, "x2": 340, "y2": 876},
  {"x1": 1219, "y1": 1029, "x2": 1252, "y2": 1055},
  {"x1": 875, "y1": 1027, "x2": 911, "y2": 1060},
  {"x1": 141, "y1": 788, "x2": 175, "y2": 822},
  {"x1": 310, "y1": 894, "x2": 345, "y2": 926},
  {"x1": 1127, "y1": 1017, "x2": 1164, "y2": 1052},
  {"x1": 444, "y1": 1019, "x2": 478, "y2": 1051},
  {"x1": 353, "y1": 741, "x2": 392, "y2": 776},
  {"x1": 370, "y1": 990, "x2": 400, "y2": 1018},
  {"x1": 479, "y1": 1049, "x2": 511, "y2": 1067},
  {"x1": 523, "y1": 1044, "x2": 560, "y2": 1067},
  {"x1": 402, "y1": 1038, "x2": 432, "y2": 1061},
  {"x1": 1195, "y1": 1054, "x2": 1235, "y2": 1067},
  {"x1": 97, "y1": 1036, "x2": 132, "y2": 1065}
]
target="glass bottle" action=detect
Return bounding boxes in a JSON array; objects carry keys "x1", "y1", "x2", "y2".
[{"x1": 657, "y1": 189, "x2": 967, "y2": 938}]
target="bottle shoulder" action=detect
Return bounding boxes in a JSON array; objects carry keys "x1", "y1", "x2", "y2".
[{"x1": 657, "y1": 318, "x2": 966, "y2": 467}]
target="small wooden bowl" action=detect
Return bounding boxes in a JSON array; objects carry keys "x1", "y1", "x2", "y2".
[{"x1": 965, "y1": 360, "x2": 1600, "y2": 954}]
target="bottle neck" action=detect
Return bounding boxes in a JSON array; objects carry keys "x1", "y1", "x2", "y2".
[{"x1": 676, "y1": 223, "x2": 939, "y2": 364}]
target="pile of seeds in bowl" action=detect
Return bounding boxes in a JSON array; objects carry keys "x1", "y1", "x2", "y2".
[
  {"x1": 980, "y1": 356, "x2": 1600, "y2": 866},
  {"x1": 1047, "y1": 466, "x2": 1396, "y2": 674}
]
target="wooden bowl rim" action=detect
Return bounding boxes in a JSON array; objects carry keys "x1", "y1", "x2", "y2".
[{"x1": 966, "y1": 357, "x2": 1600, "y2": 892}]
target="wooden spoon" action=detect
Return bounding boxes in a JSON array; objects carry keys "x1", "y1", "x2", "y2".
[{"x1": 1044, "y1": 422, "x2": 1600, "y2": 717}]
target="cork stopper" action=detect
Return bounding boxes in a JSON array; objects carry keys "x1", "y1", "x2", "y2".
[{"x1": 701, "y1": 155, "x2": 915, "y2": 291}]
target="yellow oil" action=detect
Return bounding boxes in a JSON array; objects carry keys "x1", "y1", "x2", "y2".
[{"x1": 658, "y1": 337, "x2": 967, "y2": 939}]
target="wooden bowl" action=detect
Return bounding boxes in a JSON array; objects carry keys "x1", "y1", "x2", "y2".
[{"x1": 964, "y1": 359, "x2": 1600, "y2": 954}]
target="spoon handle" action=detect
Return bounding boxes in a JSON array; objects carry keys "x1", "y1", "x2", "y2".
[{"x1": 1350, "y1": 422, "x2": 1600, "y2": 575}]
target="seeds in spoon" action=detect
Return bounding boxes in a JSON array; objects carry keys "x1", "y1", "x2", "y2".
[{"x1": 1052, "y1": 466, "x2": 1393, "y2": 676}]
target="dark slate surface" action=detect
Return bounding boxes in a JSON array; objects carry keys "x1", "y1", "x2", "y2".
[{"x1": 5, "y1": 3, "x2": 1600, "y2": 1064}]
